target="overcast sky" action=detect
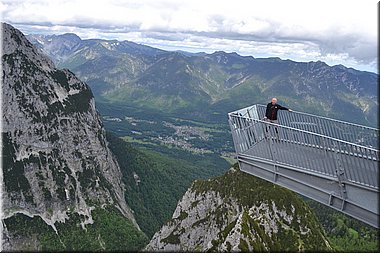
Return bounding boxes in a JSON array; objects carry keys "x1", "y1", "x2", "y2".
[{"x1": 1, "y1": 0, "x2": 378, "y2": 73}]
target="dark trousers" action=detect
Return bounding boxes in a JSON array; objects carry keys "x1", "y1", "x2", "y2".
[{"x1": 265, "y1": 119, "x2": 279, "y2": 139}]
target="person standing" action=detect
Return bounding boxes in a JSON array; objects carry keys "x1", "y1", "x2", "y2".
[
  {"x1": 264, "y1": 98, "x2": 292, "y2": 140},
  {"x1": 264, "y1": 97, "x2": 292, "y2": 123}
]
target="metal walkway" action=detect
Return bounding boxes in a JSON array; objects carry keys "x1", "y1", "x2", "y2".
[{"x1": 228, "y1": 104, "x2": 379, "y2": 228}]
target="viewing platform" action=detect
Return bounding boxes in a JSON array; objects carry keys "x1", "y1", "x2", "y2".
[{"x1": 228, "y1": 104, "x2": 379, "y2": 228}]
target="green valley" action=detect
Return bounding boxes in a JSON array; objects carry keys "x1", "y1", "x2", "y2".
[{"x1": 97, "y1": 102, "x2": 235, "y2": 160}]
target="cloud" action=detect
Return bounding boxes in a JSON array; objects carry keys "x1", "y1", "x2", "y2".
[{"x1": 1, "y1": 0, "x2": 378, "y2": 72}]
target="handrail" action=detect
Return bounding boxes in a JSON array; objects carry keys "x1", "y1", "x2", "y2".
[
  {"x1": 229, "y1": 104, "x2": 379, "y2": 150},
  {"x1": 228, "y1": 113, "x2": 379, "y2": 153},
  {"x1": 228, "y1": 112, "x2": 379, "y2": 152},
  {"x1": 255, "y1": 104, "x2": 378, "y2": 131}
]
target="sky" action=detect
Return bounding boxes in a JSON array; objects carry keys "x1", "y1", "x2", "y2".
[{"x1": 1, "y1": 0, "x2": 378, "y2": 73}]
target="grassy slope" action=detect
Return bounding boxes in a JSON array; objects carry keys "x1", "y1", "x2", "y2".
[{"x1": 4, "y1": 205, "x2": 148, "y2": 251}]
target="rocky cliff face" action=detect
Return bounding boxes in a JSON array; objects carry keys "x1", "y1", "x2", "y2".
[
  {"x1": 1, "y1": 23, "x2": 143, "y2": 250},
  {"x1": 146, "y1": 166, "x2": 331, "y2": 252}
]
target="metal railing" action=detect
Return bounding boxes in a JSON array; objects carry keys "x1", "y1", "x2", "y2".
[
  {"x1": 234, "y1": 104, "x2": 378, "y2": 149},
  {"x1": 228, "y1": 104, "x2": 379, "y2": 189}
]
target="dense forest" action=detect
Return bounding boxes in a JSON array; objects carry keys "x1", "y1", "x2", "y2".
[
  {"x1": 106, "y1": 132, "x2": 229, "y2": 237},
  {"x1": 306, "y1": 200, "x2": 379, "y2": 252}
]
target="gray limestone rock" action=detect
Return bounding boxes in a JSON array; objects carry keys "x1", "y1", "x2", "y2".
[{"x1": 1, "y1": 22, "x2": 139, "y2": 250}]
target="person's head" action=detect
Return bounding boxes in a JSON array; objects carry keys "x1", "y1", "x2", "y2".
[{"x1": 271, "y1": 97, "x2": 277, "y2": 105}]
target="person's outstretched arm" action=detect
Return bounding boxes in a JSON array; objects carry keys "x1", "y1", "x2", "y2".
[{"x1": 278, "y1": 104, "x2": 292, "y2": 112}]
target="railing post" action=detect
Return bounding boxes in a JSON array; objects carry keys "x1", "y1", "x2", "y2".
[
  {"x1": 333, "y1": 141, "x2": 348, "y2": 210},
  {"x1": 228, "y1": 115, "x2": 241, "y2": 155},
  {"x1": 318, "y1": 117, "x2": 329, "y2": 155},
  {"x1": 265, "y1": 121, "x2": 278, "y2": 182}
]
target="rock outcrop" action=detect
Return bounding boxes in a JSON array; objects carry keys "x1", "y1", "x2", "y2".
[{"x1": 146, "y1": 166, "x2": 331, "y2": 251}]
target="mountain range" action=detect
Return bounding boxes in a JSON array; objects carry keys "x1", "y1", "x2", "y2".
[{"x1": 27, "y1": 33, "x2": 378, "y2": 127}]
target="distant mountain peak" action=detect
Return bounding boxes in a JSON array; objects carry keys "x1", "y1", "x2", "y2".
[
  {"x1": 57, "y1": 32, "x2": 82, "y2": 41},
  {"x1": 175, "y1": 50, "x2": 207, "y2": 57},
  {"x1": 211, "y1": 51, "x2": 241, "y2": 56}
]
